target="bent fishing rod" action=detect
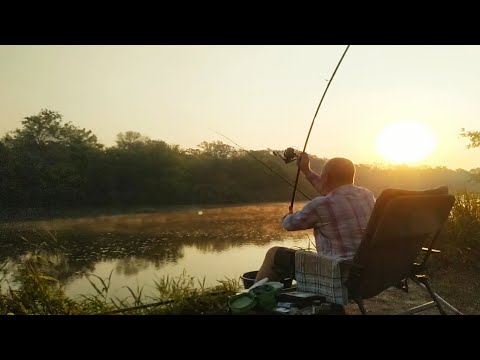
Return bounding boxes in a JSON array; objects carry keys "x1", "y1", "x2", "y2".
[
  {"x1": 213, "y1": 130, "x2": 311, "y2": 200},
  {"x1": 290, "y1": 45, "x2": 351, "y2": 209}
]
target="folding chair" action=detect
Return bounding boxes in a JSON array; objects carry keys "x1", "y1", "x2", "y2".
[{"x1": 294, "y1": 186, "x2": 462, "y2": 315}]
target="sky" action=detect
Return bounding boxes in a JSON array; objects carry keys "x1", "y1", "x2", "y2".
[{"x1": 1, "y1": 45, "x2": 479, "y2": 170}]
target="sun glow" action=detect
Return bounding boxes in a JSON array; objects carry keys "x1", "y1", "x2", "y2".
[{"x1": 376, "y1": 122, "x2": 437, "y2": 164}]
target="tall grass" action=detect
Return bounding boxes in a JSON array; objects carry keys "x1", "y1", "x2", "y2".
[
  {"x1": 0, "y1": 233, "x2": 241, "y2": 315},
  {"x1": 0, "y1": 256, "x2": 240, "y2": 315},
  {"x1": 0, "y1": 252, "x2": 79, "y2": 314},
  {"x1": 144, "y1": 270, "x2": 239, "y2": 314},
  {"x1": 438, "y1": 191, "x2": 480, "y2": 265}
]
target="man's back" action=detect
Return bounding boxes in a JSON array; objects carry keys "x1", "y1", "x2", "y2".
[{"x1": 283, "y1": 184, "x2": 375, "y2": 258}]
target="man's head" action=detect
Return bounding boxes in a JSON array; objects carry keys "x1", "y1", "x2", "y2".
[{"x1": 318, "y1": 157, "x2": 355, "y2": 195}]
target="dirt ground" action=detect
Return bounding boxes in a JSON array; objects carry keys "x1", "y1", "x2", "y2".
[{"x1": 343, "y1": 265, "x2": 479, "y2": 315}]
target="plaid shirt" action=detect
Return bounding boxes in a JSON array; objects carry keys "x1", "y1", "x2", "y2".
[{"x1": 282, "y1": 176, "x2": 375, "y2": 259}]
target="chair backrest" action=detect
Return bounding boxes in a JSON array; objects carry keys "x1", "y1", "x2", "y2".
[{"x1": 346, "y1": 186, "x2": 455, "y2": 299}]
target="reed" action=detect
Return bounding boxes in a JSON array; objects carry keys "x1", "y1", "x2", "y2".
[{"x1": 435, "y1": 191, "x2": 480, "y2": 265}]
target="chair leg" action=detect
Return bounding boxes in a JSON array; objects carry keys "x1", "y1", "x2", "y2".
[
  {"x1": 354, "y1": 298, "x2": 368, "y2": 315},
  {"x1": 413, "y1": 276, "x2": 447, "y2": 315},
  {"x1": 394, "y1": 278, "x2": 409, "y2": 292}
]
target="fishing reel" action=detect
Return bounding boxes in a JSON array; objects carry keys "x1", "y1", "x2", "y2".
[{"x1": 273, "y1": 147, "x2": 300, "y2": 164}]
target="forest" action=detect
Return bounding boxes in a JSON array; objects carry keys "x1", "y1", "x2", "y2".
[{"x1": 1, "y1": 109, "x2": 479, "y2": 214}]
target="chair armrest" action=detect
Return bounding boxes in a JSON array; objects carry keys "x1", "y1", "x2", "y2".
[
  {"x1": 339, "y1": 260, "x2": 364, "y2": 280},
  {"x1": 340, "y1": 260, "x2": 364, "y2": 292}
]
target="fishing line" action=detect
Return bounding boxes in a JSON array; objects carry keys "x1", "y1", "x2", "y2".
[{"x1": 213, "y1": 130, "x2": 311, "y2": 200}]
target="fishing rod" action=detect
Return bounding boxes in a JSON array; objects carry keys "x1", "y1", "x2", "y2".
[
  {"x1": 92, "y1": 290, "x2": 228, "y2": 315},
  {"x1": 290, "y1": 45, "x2": 351, "y2": 209},
  {"x1": 213, "y1": 130, "x2": 312, "y2": 200}
]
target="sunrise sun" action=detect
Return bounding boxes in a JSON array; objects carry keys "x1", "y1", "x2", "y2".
[{"x1": 376, "y1": 122, "x2": 437, "y2": 164}]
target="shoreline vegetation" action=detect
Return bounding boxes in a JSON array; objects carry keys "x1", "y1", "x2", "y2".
[
  {"x1": 2, "y1": 110, "x2": 480, "y2": 216},
  {"x1": 0, "y1": 258, "x2": 241, "y2": 315}
]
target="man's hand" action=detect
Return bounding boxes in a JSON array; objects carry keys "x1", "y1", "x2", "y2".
[{"x1": 296, "y1": 152, "x2": 311, "y2": 174}]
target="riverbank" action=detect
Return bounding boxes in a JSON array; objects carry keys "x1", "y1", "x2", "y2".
[{"x1": 344, "y1": 264, "x2": 480, "y2": 315}]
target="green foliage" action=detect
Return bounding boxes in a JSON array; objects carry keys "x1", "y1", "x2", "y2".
[
  {"x1": 146, "y1": 270, "x2": 240, "y2": 314},
  {"x1": 116, "y1": 131, "x2": 151, "y2": 150},
  {"x1": 0, "y1": 252, "x2": 79, "y2": 315},
  {"x1": 439, "y1": 191, "x2": 480, "y2": 265},
  {"x1": 0, "y1": 109, "x2": 103, "y2": 207},
  {"x1": 2, "y1": 109, "x2": 480, "y2": 213},
  {"x1": 0, "y1": 231, "x2": 240, "y2": 315},
  {"x1": 460, "y1": 128, "x2": 480, "y2": 149},
  {"x1": 196, "y1": 140, "x2": 239, "y2": 159},
  {"x1": 0, "y1": 257, "x2": 240, "y2": 315},
  {"x1": 3, "y1": 109, "x2": 101, "y2": 150}
]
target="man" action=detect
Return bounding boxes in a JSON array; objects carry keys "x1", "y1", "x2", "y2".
[{"x1": 255, "y1": 153, "x2": 375, "y2": 282}]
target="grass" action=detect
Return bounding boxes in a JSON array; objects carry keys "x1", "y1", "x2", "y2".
[
  {"x1": 0, "y1": 241, "x2": 241, "y2": 315},
  {"x1": 0, "y1": 256, "x2": 241, "y2": 315},
  {"x1": 434, "y1": 191, "x2": 480, "y2": 266}
]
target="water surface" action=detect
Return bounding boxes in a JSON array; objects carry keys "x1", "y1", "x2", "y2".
[{"x1": 0, "y1": 202, "x2": 312, "y2": 299}]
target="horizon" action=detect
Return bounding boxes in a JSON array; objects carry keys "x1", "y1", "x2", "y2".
[{"x1": 1, "y1": 45, "x2": 479, "y2": 170}]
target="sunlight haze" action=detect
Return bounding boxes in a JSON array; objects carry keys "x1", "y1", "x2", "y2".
[
  {"x1": 1, "y1": 45, "x2": 479, "y2": 170},
  {"x1": 376, "y1": 121, "x2": 437, "y2": 164}
]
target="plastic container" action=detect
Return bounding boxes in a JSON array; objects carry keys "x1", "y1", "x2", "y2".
[
  {"x1": 228, "y1": 293, "x2": 257, "y2": 314},
  {"x1": 249, "y1": 284, "x2": 277, "y2": 310},
  {"x1": 241, "y1": 270, "x2": 293, "y2": 289},
  {"x1": 241, "y1": 271, "x2": 259, "y2": 289},
  {"x1": 265, "y1": 281, "x2": 284, "y2": 294}
]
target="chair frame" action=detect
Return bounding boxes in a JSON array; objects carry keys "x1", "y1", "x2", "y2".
[{"x1": 340, "y1": 188, "x2": 462, "y2": 315}]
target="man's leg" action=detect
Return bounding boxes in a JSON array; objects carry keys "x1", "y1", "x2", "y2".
[{"x1": 255, "y1": 246, "x2": 296, "y2": 283}]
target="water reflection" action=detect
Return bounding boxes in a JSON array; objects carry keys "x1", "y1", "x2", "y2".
[{"x1": 0, "y1": 203, "x2": 311, "y2": 298}]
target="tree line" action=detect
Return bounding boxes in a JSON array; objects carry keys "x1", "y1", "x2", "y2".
[{"x1": 1, "y1": 109, "x2": 479, "y2": 210}]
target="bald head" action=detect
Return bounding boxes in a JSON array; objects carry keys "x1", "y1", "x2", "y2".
[{"x1": 322, "y1": 157, "x2": 355, "y2": 189}]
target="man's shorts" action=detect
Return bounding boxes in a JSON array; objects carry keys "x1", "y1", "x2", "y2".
[{"x1": 273, "y1": 247, "x2": 297, "y2": 280}]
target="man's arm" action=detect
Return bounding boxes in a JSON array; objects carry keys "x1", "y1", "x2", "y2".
[
  {"x1": 297, "y1": 152, "x2": 323, "y2": 194},
  {"x1": 282, "y1": 198, "x2": 321, "y2": 231}
]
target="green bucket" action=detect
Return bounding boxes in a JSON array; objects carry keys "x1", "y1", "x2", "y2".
[
  {"x1": 249, "y1": 285, "x2": 277, "y2": 310},
  {"x1": 228, "y1": 293, "x2": 257, "y2": 314}
]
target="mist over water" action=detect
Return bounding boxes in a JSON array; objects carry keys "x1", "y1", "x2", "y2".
[{"x1": 0, "y1": 203, "x2": 311, "y2": 298}]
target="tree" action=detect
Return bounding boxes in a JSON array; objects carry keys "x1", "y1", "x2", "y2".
[
  {"x1": 1, "y1": 109, "x2": 103, "y2": 207},
  {"x1": 460, "y1": 128, "x2": 480, "y2": 149},
  {"x1": 460, "y1": 128, "x2": 480, "y2": 185},
  {"x1": 115, "y1": 131, "x2": 150, "y2": 150},
  {"x1": 197, "y1": 141, "x2": 239, "y2": 159},
  {"x1": 3, "y1": 109, "x2": 102, "y2": 150}
]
